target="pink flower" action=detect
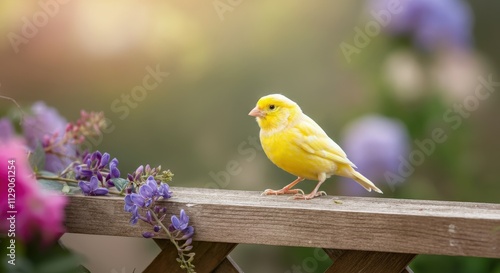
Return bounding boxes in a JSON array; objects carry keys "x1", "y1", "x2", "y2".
[{"x1": 0, "y1": 138, "x2": 67, "y2": 245}]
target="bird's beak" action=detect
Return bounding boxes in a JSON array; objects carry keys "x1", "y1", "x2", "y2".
[{"x1": 248, "y1": 107, "x2": 265, "y2": 118}]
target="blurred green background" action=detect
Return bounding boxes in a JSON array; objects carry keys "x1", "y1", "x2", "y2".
[{"x1": 0, "y1": 0, "x2": 499, "y2": 272}]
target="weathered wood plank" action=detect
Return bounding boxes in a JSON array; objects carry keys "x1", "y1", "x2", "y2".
[
  {"x1": 144, "y1": 240, "x2": 237, "y2": 273},
  {"x1": 324, "y1": 250, "x2": 415, "y2": 273},
  {"x1": 65, "y1": 187, "x2": 500, "y2": 258},
  {"x1": 324, "y1": 248, "x2": 415, "y2": 273}
]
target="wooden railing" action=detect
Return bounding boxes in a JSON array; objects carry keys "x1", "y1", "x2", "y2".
[{"x1": 65, "y1": 187, "x2": 500, "y2": 273}]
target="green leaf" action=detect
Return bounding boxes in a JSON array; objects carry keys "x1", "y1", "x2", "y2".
[
  {"x1": 62, "y1": 183, "x2": 71, "y2": 194},
  {"x1": 111, "y1": 178, "x2": 129, "y2": 192},
  {"x1": 38, "y1": 179, "x2": 64, "y2": 192},
  {"x1": 67, "y1": 185, "x2": 83, "y2": 195},
  {"x1": 29, "y1": 143, "x2": 46, "y2": 172}
]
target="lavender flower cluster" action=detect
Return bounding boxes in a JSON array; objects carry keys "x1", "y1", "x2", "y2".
[
  {"x1": 124, "y1": 176, "x2": 196, "y2": 271},
  {"x1": 124, "y1": 175, "x2": 173, "y2": 225},
  {"x1": 76, "y1": 151, "x2": 120, "y2": 196},
  {"x1": 124, "y1": 175, "x2": 194, "y2": 239}
]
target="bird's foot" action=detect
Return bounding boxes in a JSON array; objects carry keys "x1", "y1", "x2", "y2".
[
  {"x1": 262, "y1": 188, "x2": 305, "y2": 196},
  {"x1": 292, "y1": 191, "x2": 327, "y2": 200}
]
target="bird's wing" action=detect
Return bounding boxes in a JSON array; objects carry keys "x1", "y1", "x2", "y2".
[{"x1": 292, "y1": 115, "x2": 357, "y2": 168}]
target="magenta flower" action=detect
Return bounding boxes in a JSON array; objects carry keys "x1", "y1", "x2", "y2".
[{"x1": 0, "y1": 138, "x2": 67, "y2": 245}]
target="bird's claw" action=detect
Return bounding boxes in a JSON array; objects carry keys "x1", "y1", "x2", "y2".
[
  {"x1": 291, "y1": 191, "x2": 327, "y2": 200},
  {"x1": 261, "y1": 189, "x2": 275, "y2": 196},
  {"x1": 262, "y1": 188, "x2": 304, "y2": 196}
]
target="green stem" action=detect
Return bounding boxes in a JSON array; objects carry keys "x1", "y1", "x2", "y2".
[
  {"x1": 36, "y1": 175, "x2": 79, "y2": 184},
  {"x1": 37, "y1": 174, "x2": 122, "y2": 196},
  {"x1": 59, "y1": 162, "x2": 78, "y2": 177},
  {"x1": 148, "y1": 208, "x2": 195, "y2": 273},
  {"x1": 108, "y1": 189, "x2": 121, "y2": 195}
]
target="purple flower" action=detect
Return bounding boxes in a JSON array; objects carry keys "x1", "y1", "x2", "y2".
[
  {"x1": 139, "y1": 179, "x2": 156, "y2": 199},
  {"x1": 179, "y1": 226, "x2": 194, "y2": 240},
  {"x1": 109, "y1": 158, "x2": 120, "y2": 178},
  {"x1": 130, "y1": 193, "x2": 146, "y2": 207},
  {"x1": 158, "y1": 183, "x2": 173, "y2": 199},
  {"x1": 127, "y1": 173, "x2": 134, "y2": 182},
  {"x1": 124, "y1": 195, "x2": 135, "y2": 212},
  {"x1": 340, "y1": 115, "x2": 410, "y2": 195},
  {"x1": 170, "y1": 210, "x2": 194, "y2": 240},
  {"x1": 129, "y1": 208, "x2": 139, "y2": 225},
  {"x1": 78, "y1": 176, "x2": 109, "y2": 196},
  {"x1": 369, "y1": 0, "x2": 472, "y2": 51},
  {"x1": 23, "y1": 102, "x2": 77, "y2": 173},
  {"x1": 146, "y1": 176, "x2": 158, "y2": 192},
  {"x1": 75, "y1": 151, "x2": 120, "y2": 184},
  {"x1": 74, "y1": 165, "x2": 93, "y2": 178},
  {"x1": 99, "y1": 153, "x2": 110, "y2": 169},
  {"x1": 171, "y1": 209, "x2": 189, "y2": 231},
  {"x1": 23, "y1": 102, "x2": 66, "y2": 145},
  {"x1": 124, "y1": 195, "x2": 140, "y2": 224},
  {"x1": 129, "y1": 165, "x2": 144, "y2": 182},
  {"x1": 124, "y1": 179, "x2": 174, "y2": 229},
  {"x1": 142, "y1": 231, "x2": 155, "y2": 238},
  {"x1": 145, "y1": 210, "x2": 153, "y2": 224},
  {"x1": 0, "y1": 118, "x2": 14, "y2": 142},
  {"x1": 125, "y1": 193, "x2": 143, "y2": 224}
]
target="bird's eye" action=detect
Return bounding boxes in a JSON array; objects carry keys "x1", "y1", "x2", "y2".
[{"x1": 269, "y1": 104, "x2": 276, "y2": 110}]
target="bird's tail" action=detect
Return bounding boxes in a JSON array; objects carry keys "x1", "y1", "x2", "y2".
[{"x1": 341, "y1": 166, "x2": 383, "y2": 194}]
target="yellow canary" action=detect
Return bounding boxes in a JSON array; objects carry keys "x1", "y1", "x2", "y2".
[{"x1": 249, "y1": 94, "x2": 383, "y2": 200}]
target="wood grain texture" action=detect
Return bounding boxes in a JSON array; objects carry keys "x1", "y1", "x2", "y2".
[
  {"x1": 323, "y1": 248, "x2": 345, "y2": 262},
  {"x1": 144, "y1": 240, "x2": 237, "y2": 273},
  {"x1": 65, "y1": 187, "x2": 500, "y2": 258},
  {"x1": 324, "y1": 248, "x2": 415, "y2": 273},
  {"x1": 324, "y1": 250, "x2": 415, "y2": 273}
]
